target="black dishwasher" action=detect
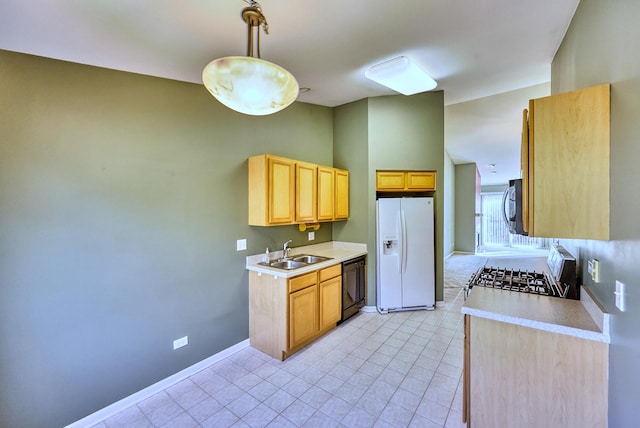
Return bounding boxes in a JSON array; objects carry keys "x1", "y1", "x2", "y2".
[{"x1": 340, "y1": 256, "x2": 366, "y2": 323}]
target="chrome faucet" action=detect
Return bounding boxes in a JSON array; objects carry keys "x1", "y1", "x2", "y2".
[{"x1": 282, "y1": 240, "x2": 293, "y2": 260}]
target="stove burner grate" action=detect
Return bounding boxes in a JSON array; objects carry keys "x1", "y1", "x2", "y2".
[{"x1": 468, "y1": 266, "x2": 567, "y2": 298}]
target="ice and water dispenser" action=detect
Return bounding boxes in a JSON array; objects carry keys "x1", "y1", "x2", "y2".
[{"x1": 381, "y1": 236, "x2": 399, "y2": 256}]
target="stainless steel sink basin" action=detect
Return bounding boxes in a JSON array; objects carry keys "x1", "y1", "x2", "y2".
[
  {"x1": 258, "y1": 260, "x2": 307, "y2": 270},
  {"x1": 257, "y1": 254, "x2": 332, "y2": 270},
  {"x1": 292, "y1": 255, "x2": 332, "y2": 264}
]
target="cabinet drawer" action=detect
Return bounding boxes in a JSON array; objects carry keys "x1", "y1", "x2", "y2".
[
  {"x1": 319, "y1": 264, "x2": 341, "y2": 282},
  {"x1": 288, "y1": 272, "x2": 317, "y2": 293}
]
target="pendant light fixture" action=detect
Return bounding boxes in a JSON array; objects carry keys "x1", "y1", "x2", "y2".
[{"x1": 202, "y1": 1, "x2": 299, "y2": 116}]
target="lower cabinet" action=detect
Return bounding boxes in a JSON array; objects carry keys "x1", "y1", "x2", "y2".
[
  {"x1": 319, "y1": 264, "x2": 342, "y2": 330},
  {"x1": 289, "y1": 272, "x2": 319, "y2": 349},
  {"x1": 463, "y1": 316, "x2": 608, "y2": 427},
  {"x1": 249, "y1": 264, "x2": 342, "y2": 360}
]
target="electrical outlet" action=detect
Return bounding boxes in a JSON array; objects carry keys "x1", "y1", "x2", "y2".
[
  {"x1": 236, "y1": 239, "x2": 247, "y2": 251},
  {"x1": 308, "y1": 231, "x2": 315, "y2": 241},
  {"x1": 615, "y1": 281, "x2": 626, "y2": 311},
  {"x1": 173, "y1": 336, "x2": 188, "y2": 350}
]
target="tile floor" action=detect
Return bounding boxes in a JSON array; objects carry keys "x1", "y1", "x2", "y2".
[{"x1": 93, "y1": 256, "x2": 483, "y2": 428}]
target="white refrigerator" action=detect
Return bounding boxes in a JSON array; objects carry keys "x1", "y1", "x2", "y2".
[{"x1": 376, "y1": 197, "x2": 435, "y2": 312}]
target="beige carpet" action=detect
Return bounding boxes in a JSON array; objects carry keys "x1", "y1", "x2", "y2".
[{"x1": 444, "y1": 254, "x2": 487, "y2": 288}]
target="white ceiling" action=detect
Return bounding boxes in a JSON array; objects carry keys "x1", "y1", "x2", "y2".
[{"x1": 0, "y1": 0, "x2": 579, "y2": 185}]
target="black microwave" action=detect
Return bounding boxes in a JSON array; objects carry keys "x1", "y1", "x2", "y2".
[{"x1": 502, "y1": 178, "x2": 528, "y2": 236}]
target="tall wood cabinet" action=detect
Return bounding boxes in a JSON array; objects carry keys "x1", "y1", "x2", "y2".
[
  {"x1": 249, "y1": 154, "x2": 349, "y2": 226},
  {"x1": 522, "y1": 84, "x2": 610, "y2": 239}
]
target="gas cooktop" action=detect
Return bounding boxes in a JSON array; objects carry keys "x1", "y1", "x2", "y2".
[
  {"x1": 468, "y1": 266, "x2": 570, "y2": 298},
  {"x1": 467, "y1": 245, "x2": 579, "y2": 300}
]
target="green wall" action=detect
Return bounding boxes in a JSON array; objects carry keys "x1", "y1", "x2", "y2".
[
  {"x1": 333, "y1": 94, "x2": 447, "y2": 305},
  {"x1": 367, "y1": 93, "x2": 446, "y2": 303},
  {"x1": 0, "y1": 50, "x2": 334, "y2": 427},
  {"x1": 333, "y1": 99, "x2": 369, "y2": 244},
  {"x1": 443, "y1": 152, "x2": 456, "y2": 257},
  {"x1": 549, "y1": 1, "x2": 640, "y2": 425},
  {"x1": 0, "y1": 48, "x2": 446, "y2": 426},
  {"x1": 454, "y1": 163, "x2": 479, "y2": 253}
]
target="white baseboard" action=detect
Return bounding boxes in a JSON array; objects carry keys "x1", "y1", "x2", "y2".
[
  {"x1": 361, "y1": 305, "x2": 377, "y2": 313},
  {"x1": 66, "y1": 339, "x2": 250, "y2": 428}
]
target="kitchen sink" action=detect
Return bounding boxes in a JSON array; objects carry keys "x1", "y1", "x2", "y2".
[
  {"x1": 292, "y1": 254, "x2": 332, "y2": 264},
  {"x1": 266, "y1": 260, "x2": 307, "y2": 270},
  {"x1": 257, "y1": 254, "x2": 332, "y2": 270}
]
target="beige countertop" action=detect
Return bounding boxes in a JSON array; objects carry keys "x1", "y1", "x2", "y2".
[
  {"x1": 246, "y1": 241, "x2": 367, "y2": 278},
  {"x1": 462, "y1": 285, "x2": 610, "y2": 343}
]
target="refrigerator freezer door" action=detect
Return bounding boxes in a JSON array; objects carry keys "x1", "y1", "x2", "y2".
[
  {"x1": 377, "y1": 198, "x2": 402, "y2": 309},
  {"x1": 400, "y1": 197, "x2": 435, "y2": 308}
]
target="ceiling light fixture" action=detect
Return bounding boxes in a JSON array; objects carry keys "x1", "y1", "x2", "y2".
[
  {"x1": 365, "y1": 56, "x2": 437, "y2": 95},
  {"x1": 202, "y1": 1, "x2": 299, "y2": 116}
]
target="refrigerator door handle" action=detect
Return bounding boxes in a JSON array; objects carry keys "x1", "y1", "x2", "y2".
[
  {"x1": 396, "y1": 211, "x2": 402, "y2": 273},
  {"x1": 401, "y1": 208, "x2": 408, "y2": 274}
]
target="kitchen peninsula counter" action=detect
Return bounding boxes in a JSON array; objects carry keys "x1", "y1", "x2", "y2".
[
  {"x1": 462, "y1": 285, "x2": 610, "y2": 343},
  {"x1": 462, "y1": 285, "x2": 610, "y2": 427}
]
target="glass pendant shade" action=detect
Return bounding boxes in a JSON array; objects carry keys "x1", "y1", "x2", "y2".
[
  {"x1": 202, "y1": 2, "x2": 299, "y2": 116},
  {"x1": 202, "y1": 56, "x2": 299, "y2": 116}
]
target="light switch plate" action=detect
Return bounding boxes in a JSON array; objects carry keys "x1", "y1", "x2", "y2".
[
  {"x1": 615, "y1": 280, "x2": 625, "y2": 311},
  {"x1": 588, "y1": 259, "x2": 600, "y2": 282},
  {"x1": 308, "y1": 231, "x2": 315, "y2": 241},
  {"x1": 237, "y1": 239, "x2": 247, "y2": 251}
]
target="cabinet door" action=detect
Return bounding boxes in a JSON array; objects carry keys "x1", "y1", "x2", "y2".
[
  {"x1": 462, "y1": 314, "x2": 470, "y2": 424},
  {"x1": 317, "y1": 167, "x2": 335, "y2": 221},
  {"x1": 334, "y1": 169, "x2": 349, "y2": 220},
  {"x1": 319, "y1": 276, "x2": 342, "y2": 330},
  {"x1": 296, "y1": 162, "x2": 317, "y2": 222},
  {"x1": 289, "y1": 285, "x2": 318, "y2": 349},
  {"x1": 376, "y1": 171, "x2": 405, "y2": 190},
  {"x1": 406, "y1": 171, "x2": 436, "y2": 190},
  {"x1": 528, "y1": 84, "x2": 610, "y2": 239},
  {"x1": 521, "y1": 108, "x2": 530, "y2": 234},
  {"x1": 268, "y1": 157, "x2": 295, "y2": 224}
]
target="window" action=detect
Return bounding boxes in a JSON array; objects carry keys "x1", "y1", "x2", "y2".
[{"x1": 480, "y1": 192, "x2": 548, "y2": 250}]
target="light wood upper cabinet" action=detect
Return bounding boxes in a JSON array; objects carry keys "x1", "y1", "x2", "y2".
[
  {"x1": 376, "y1": 170, "x2": 436, "y2": 191},
  {"x1": 335, "y1": 169, "x2": 349, "y2": 220},
  {"x1": 249, "y1": 155, "x2": 295, "y2": 226},
  {"x1": 249, "y1": 154, "x2": 349, "y2": 226},
  {"x1": 523, "y1": 84, "x2": 610, "y2": 239},
  {"x1": 295, "y1": 162, "x2": 317, "y2": 223},
  {"x1": 317, "y1": 166, "x2": 335, "y2": 221}
]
